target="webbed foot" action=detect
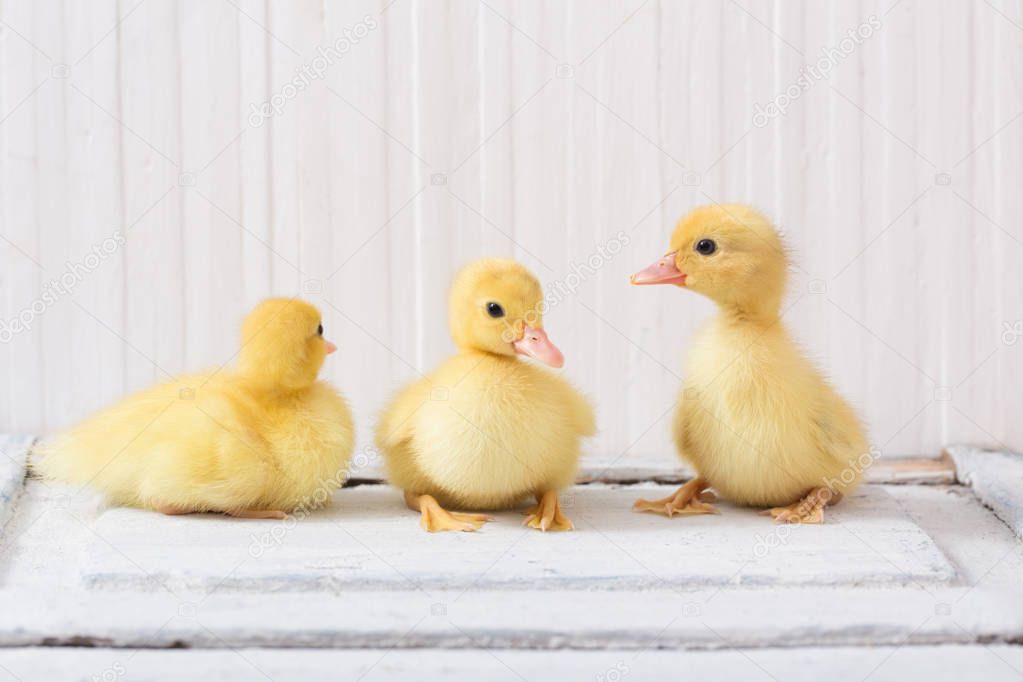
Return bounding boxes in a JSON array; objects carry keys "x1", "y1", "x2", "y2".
[
  {"x1": 523, "y1": 490, "x2": 573, "y2": 531},
  {"x1": 761, "y1": 488, "x2": 839, "y2": 524},
  {"x1": 227, "y1": 509, "x2": 288, "y2": 520},
  {"x1": 406, "y1": 491, "x2": 490, "y2": 532},
  {"x1": 633, "y1": 477, "x2": 718, "y2": 517}
]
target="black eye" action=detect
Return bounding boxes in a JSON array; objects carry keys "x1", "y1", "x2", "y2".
[
  {"x1": 695, "y1": 238, "x2": 717, "y2": 255},
  {"x1": 486, "y1": 302, "x2": 505, "y2": 318},
  {"x1": 317, "y1": 323, "x2": 323, "y2": 336}
]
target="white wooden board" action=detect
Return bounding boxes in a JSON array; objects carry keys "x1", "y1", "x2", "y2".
[
  {"x1": 3, "y1": 475, "x2": 1023, "y2": 653},
  {"x1": 949, "y1": 445, "x2": 1023, "y2": 539},
  {"x1": 77, "y1": 484, "x2": 955, "y2": 592},
  {"x1": 0, "y1": 435, "x2": 32, "y2": 536},
  {"x1": 1, "y1": 645, "x2": 1023, "y2": 682}
]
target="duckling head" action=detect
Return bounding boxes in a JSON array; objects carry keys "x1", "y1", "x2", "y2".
[
  {"x1": 449, "y1": 258, "x2": 564, "y2": 368},
  {"x1": 631, "y1": 204, "x2": 788, "y2": 320},
  {"x1": 237, "y1": 298, "x2": 337, "y2": 390}
]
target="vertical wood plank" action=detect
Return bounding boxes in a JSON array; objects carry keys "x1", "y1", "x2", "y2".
[
  {"x1": 566, "y1": 2, "x2": 623, "y2": 460},
  {"x1": 179, "y1": 0, "x2": 245, "y2": 368},
  {"x1": 0, "y1": 0, "x2": 46, "y2": 431},
  {"x1": 324, "y1": 0, "x2": 418, "y2": 457},
  {"x1": 824, "y1": 0, "x2": 867, "y2": 449},
  {"x1": 855, "y1": 0, "x2": 931, "y2": 454},
  {"x1": 940, "y1": 0, "x2": 984, "y2": 448},
  {"x1": 31, "y1": 0, "x2": 69, "y2": 432},
  {"x1": 997, "y1": 0, "x2": 1023, "y2": 449},
  {"x1": 914, "y1": 0, "x2": 955, "y2": 452},
  {"x1": 237, "y1": 0, "x2": 273, "y2": 307},
  {"x1": 996, "y1": 0, "x2": 1023, "y2": 449},
  {"x1": 963, "y1": 0, "x2": 1023, "y2": 450},
  {"x1": 290, "y1": 2, "x2": 332, "y2": 287},
  {"x1": 413, "y1": 0, "x2": 482, "y2": 370},
  {"x1": 63, "y1": 0, "x2": 126, "y2": 424},
  {"x1": 621, "y1": 0, "x2": 721, "y2": 466},
  {"x1": 569, "y1": 1, "x2": 667, "y2": 460},
  {"x1": 958, "y1": 0, "x2": 1001, "y2": 448},
  {"x1": 381, "y1": 0, "x2": 423, "y2": 394},
  {"x1": 768, "y1": 0, "x2": 813, "y2": 401},
  {"x1": 121, "y1": 0, "x2": 184, "y2": 391},
  {"x1": 266, "y1": 1, "x2": 306, "y2": 298}
]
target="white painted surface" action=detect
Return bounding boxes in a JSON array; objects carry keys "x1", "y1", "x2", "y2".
[
  {"x1": 950, "y1": 445, "x2": 1023, "y2": 539},
  {"x1": 1, "y1": 1, "x2": 1021, "y2": 468},
  {"x1": 0, "y1": 435, "x2": 31, "y2": 535},
  {"x1": 2, "y1": 469, "x2": 1023, "y2": 677},
  {"x1": 78, "y1": 485, "x2": 955, "y2": 592},
  {"x1": 2, "y1": 645, "x2": 1023, "y2": 682}
]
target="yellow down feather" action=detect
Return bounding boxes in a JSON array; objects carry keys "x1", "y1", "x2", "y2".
[
  {"x1": 376, "y1": 258, "x2": 595, "y2": 510},
  {"x1": 665, "y1": 205, "x2": 869, "y2": 506},
  {"x1": 34, "y1": 298, "x2": 355, "y2": 514}
]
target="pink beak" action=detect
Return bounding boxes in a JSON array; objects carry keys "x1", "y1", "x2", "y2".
[
  {"x1": 630, "y1": 251, "x2": 686, "y2": 286},
  {"x1": 325, "y1": 339, "x2": 337, "y2": 354},
  {"x1": 513, "y1": 325, "x2": 564, "y2": 368}
]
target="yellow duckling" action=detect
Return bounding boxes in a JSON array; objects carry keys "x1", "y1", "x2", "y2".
[
  {"x1": 35, "y1": 298, "x2": 354, "y2": 519},
  {"x1": 376, "y1": 258, "x2": 595, "y2": 532},
  {"x1": 630, "y1": 205, "x2": 868, "y2": 523}
]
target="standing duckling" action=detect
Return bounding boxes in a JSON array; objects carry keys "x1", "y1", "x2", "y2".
[
  {"x1": 376, "y1": 258, "x2": 595, "y2": 532},
  {"x1": 35, "y1": 298, "x2": 354, "y2": 519},
  {"x1": 630, "y1": 205, "x2": 868, "y2": 523}
]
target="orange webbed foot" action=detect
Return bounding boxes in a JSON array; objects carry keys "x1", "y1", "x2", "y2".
[
  {"x1": 633, "y1": 477, "x2": 718, "y2": 517},
  {"x1": 523, "y1": 490, "x2": 573, "y2": 532},
  {"x1": 406, "y1": 491, "x2": 490, "y2": 533},
  {"x1": 761, "y1": 488, "x2": 838, "y2": 524}
]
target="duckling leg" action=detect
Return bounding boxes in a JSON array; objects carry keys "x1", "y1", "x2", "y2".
[
  {"x1": 152, "y1": 502, "x2": 287, "y2": 519},
  {"x1": 404, "y1": 491, "x2": 490, "y2": 533},
  {"x1": 226, "y1": 509, "x2": 288, "y2": 520},
  {"x1": 632, "y1": 476, "x2": 718, "y2": 517},
  {"x1": 154, "y1": 502, "x2": 192, "y2": 516},
  {"x1": 523, "y1": 490, "x2": 573, "y2": 532},
  {"x1": 761, "y1": 487, "x2": 839, "y2": 524}
]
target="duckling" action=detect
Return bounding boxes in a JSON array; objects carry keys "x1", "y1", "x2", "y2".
[
  {"x1": 376, "y1": 258, "x2": 595, "y2": 532},
  {"x1": 35, "y1": 298, "x2": 354, "y2": 519},
  {"x1": 630, "y1": 205, "x2": 868, "y2": 523}
]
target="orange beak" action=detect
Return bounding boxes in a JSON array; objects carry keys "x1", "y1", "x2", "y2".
[
  {"x1": 630, "y1": 251, "x2": 686, "y2": 286},
  {"x1": 512, "y1": 325, "x2": 564, "y2": 368},
  {"x1": 325, "y1": 339, "x2": 337, "y2": 354}
]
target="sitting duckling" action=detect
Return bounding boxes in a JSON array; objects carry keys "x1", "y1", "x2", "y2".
[
  {"x1": 630, "y1": 205, "x2": 868, "y2": 523},
  {"x1": 35, "y1": 298, "x2": 354, "y2": 519},
  {"x1": 376, "y1": 258, "x2": 595, "y2": 532}
]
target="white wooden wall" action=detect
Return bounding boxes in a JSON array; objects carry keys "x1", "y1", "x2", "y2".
[{"x1": 1, "y1": 0, "x2": 1021, "y2": 465}]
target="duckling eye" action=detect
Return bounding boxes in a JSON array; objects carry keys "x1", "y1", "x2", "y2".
[
  {"x1": 486, "y1": 302, "x2": 505, "y2": 318},
  {"x1": 695, "y1": 238, "x2": 717, "y2": 256},
  {"x1": 317, "y1": 323, "x2": 323, "y2": 336}
]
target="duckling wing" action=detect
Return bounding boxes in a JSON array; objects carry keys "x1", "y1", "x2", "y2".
[
  {"x1": 34, "y1": 373, "x2": 276, "y2": 510},
  {"x1": 376, "y1": 378, "x2": 432, "y2": 451},
  {"x1": 549, "y1": 372, "x2": 596, "y2": 437},
  {"x1": 33, "y1": 375, "x2": 202, "y2": 491},
  {"x1": 375, "y1": 377, "x2": 437, "y2": 495}
]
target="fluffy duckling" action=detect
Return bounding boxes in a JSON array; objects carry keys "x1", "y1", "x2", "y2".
[
  {"x1": 630, "y1": 205, "x2": 868, "y2": 523},
  {"x1": 35, "y1": 298, "x2": 354, "y2": 519},
  {"x1": 376, "y1": 258, "x2": 595, "y2": 532}
]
